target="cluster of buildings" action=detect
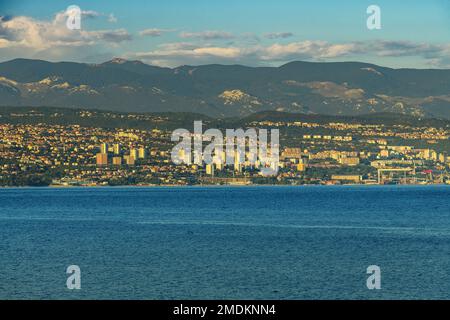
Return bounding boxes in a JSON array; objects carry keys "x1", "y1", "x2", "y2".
[
  {"x1": 95, "y1": 143, "x2": 147, "y2": 166},
  {"x1": 0, "y1": 116, "x2": 449, "y2": 186}
]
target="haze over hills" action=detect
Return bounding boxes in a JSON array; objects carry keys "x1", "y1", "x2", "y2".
[
  {"x1": 1, "y1": 106, "x2": 449, "y2": 132},
  {"x1": 0, "y1": 58, "x2": 449, "y2": 119}
]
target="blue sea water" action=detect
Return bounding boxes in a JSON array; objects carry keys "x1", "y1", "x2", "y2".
[{"x1": 0, "y1": 185, "x2": 449, "y2": 300}]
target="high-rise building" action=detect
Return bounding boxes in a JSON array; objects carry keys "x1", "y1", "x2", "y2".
[
  {"x1": 431, "y1": 151, "x2": 438, "y2": 161},
  {"x1": 96, "y1": 153, "x2": 108, "y2": 166},
  {"x1": 234, "y1": 151, "x2": 243, "y2": 172},
  {"x1": 130, "y1": 148, "x2": 138, "y2": 160},
  {"x1": 178, "y1": 149, "x2": 191, "y2": 164},
  {"x1": 113, "y1": 143, "x2": 121, "y2": 155},
  {"x1": 423, "y1": 149, "x2": 432, "y2": 160},
  {"x1": 206, "y1": 164, "x2": 214, "y2": 176},
  {"x1": 296, "y1": 158, "x2": 307, "y2": 172},
  {"x1": 100, "y1": 143, "x2": 108, "y2": 154},
  {"x1": 112, "y1": 156, "x2": 122, "y2": 166},
  {"x1": 138, "y1": 147, "x2": 146, "y2": 159},
  {"x1": 124, "y1": 155, "x2": 135, "y2": 166}
]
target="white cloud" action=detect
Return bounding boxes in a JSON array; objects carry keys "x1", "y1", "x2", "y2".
[
  {"x1": 133, "y1": 43, "x2": 253, "y2": 66},
  {"x1": 0, "y1": 11, "x2": 131, "y2": 60},
  {"x1": 139, "y1": 28, "x2": 173, "y2": 37},
  {"x1": 264, "y1": 32, "x2": 294, "y2": 39},
  {"x1": 130, "y1": 40, "x2": 450, "y2": 68},
  {"x1": 179, "y1": 30, "x2": 234, "y2": 40},
  {"x1": 158, "y1": 42, "x2": 201, "y2": 50},
  {"x1": 1, "y1": 12, "x2": 449, "y2": 69},
  {"x1": 91, "y1": 29, "x2": 132, "y2": 43},
  {"x1": 260, "y1": 41, "x2": 360, "y2": 61},
  {"x1": 81, "y1": 10, "x2": 101, "y2": 19}
]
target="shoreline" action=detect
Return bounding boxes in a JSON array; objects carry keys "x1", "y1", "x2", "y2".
[{"x1": 1, "y1": 183, "x2": 449, "y2": 189}]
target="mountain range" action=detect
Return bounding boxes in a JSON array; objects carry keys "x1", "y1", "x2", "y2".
[{"x1": 0, "y1": 58, "x2": 449, "y2": 119}]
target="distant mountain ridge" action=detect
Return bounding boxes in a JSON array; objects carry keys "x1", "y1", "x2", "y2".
[{"x1": 0, "y1": 58, "x2": 449, "y2": 119}]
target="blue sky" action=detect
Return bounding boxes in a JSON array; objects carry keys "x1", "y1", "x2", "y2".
[{"x1": 1, "y1": 0, "x2": 449, "y2": 68}]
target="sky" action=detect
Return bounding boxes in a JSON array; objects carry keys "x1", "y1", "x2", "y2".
[{"x1": 0, "y1": 0, "x2": 449, "y2": 68}]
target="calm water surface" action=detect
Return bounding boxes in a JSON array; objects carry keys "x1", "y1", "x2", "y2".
[{"x1": 0, "y1": 186, "x2": 449, "y2": 299}]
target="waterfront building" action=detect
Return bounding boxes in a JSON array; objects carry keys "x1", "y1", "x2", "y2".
[
  {"x1": 331, "y1": 175, "x2": 362, "y2": 183},
  {"x1": 206, "y1": 164, "x2": 214, "y2": 176}
]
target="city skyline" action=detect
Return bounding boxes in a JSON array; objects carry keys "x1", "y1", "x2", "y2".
[{"x1": 1, "y1": 107, "x2": 449, "y2": 187}]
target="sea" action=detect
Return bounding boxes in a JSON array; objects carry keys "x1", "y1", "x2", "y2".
[{"x1": 0, "y1": 185, "x2": 449, "y2": 300}]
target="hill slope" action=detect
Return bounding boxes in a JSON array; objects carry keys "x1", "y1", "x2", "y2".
[{"x1": 0, "y1": 58, "x2": 449, "y2": 119}]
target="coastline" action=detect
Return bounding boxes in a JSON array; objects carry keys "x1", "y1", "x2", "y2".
[{"x1": 1, "y1": 183, "x2": 449, "y2": 189}]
